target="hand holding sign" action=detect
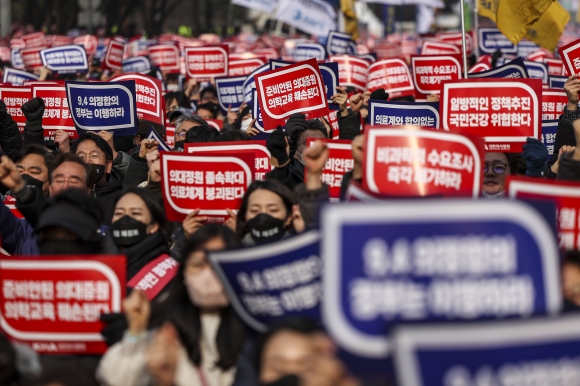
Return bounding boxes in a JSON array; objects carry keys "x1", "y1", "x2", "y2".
[
  {"x1": 182, "y1": 209, "x2": 209, "y2": 238},
  {"x1": 54, "y1": 129, "x2": 70, "y2": 153},
  {"x1": 139, "y1": 139, "x2": 159, "y2": 158},
  {"x1": 123, "y1": 290, "x2": 150, "y2": 336},
  {"x1": 244, "y1": 118, "x2": 259, "y2": 137},
  {"x1": 97, "y1": 130, "x2": 118, "y2": 161},
  {"x1": 331, "y1": 87, "x2": 348, "y2": 115},
  {"x1": 563, "y1": 74, "x2": 580, "y2": 109}
]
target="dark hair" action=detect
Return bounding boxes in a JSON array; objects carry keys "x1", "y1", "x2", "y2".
[
  {"x1": 71, "y1": 133, "x2": 114, "y2": 162},
  {"x1": 216, "y1": 129, "x2": 251, "y2": 142},
  {"x1": 234, "y1": 105, "x2": 252, "y2": 130},
  {"x1": 15, "y1": 144, "x2": 53, "y2": 169},
  {"x1": 236, "y1": 179, "x2": 296, "y2": 238},
  {"x1": 390, "y1": 95, "x2": 416, "y2": 103},
  {"x1": 200, "y1": 86, "x2": 218, "y2": 102},
  {"x1": 30, "y1": 364, "x2": 95, "y2": 386},
  {"x1": 504, "y1": 153, "x2": 519, "y2": 175},
  {"x1": 150, "y1": 224, "x2": 245, "y2": 370},
  {"x1": 288, "y1": 124, "x2": 327, "y2": 159},
  {"x1": 185, "y1": 124, "x2": 220, "y2": 143},
  {"x1": 138, "y1": 119, "x2": 166, "y2": 139},
  {"x1": 113, "y1": 187, "x2": 167, "y2": 235},
  {"x1": 48, "y1": 152, "x2": 93, "y2": 187},
  {"x1": 165, "y1": 91, "x2": 190, "y2": 109},
  {"x1": 53, "y1": 188, "x2": 104, "y2": 225},
  {"x1": 0, "y1": 333, "x2": 16, "y2": 386},
  {"x1": 197, "y1": 102, "x2": 220, "y2": 119}
]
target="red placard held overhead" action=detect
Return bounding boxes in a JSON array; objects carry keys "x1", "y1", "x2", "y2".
[
  {"x1": 558, "y1": 38, "x2": 580, "y2": 76},
  {"x1": 228, "y1": 59, "x2": 266, "y2": 76},
  {"x1": 161, "y1": 152, "x2": 254, "y2": 222},
  {"x1": 185, "y1": 45, "x2": 229, "y2": 78},
  {"x1": 253, "y1": 48, "x2": 278, "y2": 61},
  {"x1": 0, "y1": 255, "x2": 126, "y2": 354},
  {"x1": 102, "y1": 40, "x2": 126, "y2": 71},
  {"x1": 363, "y1": 127, "x2": 484, "y2": 198},
  {"x1": 20, "y1": 47, "x2": 44, "y2": 71},
  {"x1": 436, "y1": 32, "x2": 473, "y2": 56},
  {"x1": 376, "y1": 43, "x2": 400, "y2": 60},
  {"x1": 48, "y1": 35, "x2": 74, "y2": 47},
  {"x1": 411, "y1": 54, "x2": 462, "y2": 95},
  {"x1": 420, "y1": 41, "x2": 460, "y2": 55},
  {"x1": 0, "y1": 86, "x2": 31, "y2": 130},
  {"x1": 544, "y1": 58, "x2": 564, "y2": 76},
  {"x1": 22, "y1": 32, "x2": 48, "y2": 49},
  {"x1": 148, "y1": 45, "x2": 180, "y2": 73},
  {"x1": 73, "y1": 35, "x2": 98, "y2": 57},
  {"x1": 254, "y1": 58, "x2": 329, "y2": 129},
  {"x1": 0, "y1": 47, "x2": 10, "y2": 62},
  {"x1": 440, "y1": 79, "x2": 542, "y2": 152},
  {"x1": 306, "y1": 139, "x2": 353, "y2": 202},
  {"x1": 366, "y1": 59, "x2": 414, "y2": 98},
  {"x1": 541, "y1": 89, "x2": 567, "y2": 121},
  {"x1": 328, "y1": 55, "x2": 370, "y2": 91},
  {"x1": 32, "y1": 85, "x2": 77, "y2": 140},
  {"x1": 110, "y1": 73, "x2": 164, "y2": 125},
  {"x1": 507, "y1": 177, "x2": 580, "y2": 250}
]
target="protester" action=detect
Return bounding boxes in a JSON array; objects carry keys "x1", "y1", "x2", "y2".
[
  {"x1": 196, "y1": 102, "x2": 220, "y2": 120},
  {"x1": 173, "y1": 114, "x2": 207, "y2": 149}
]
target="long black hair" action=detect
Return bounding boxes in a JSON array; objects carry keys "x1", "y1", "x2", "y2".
[
  {"x1": 112, "y1": 187, "x2": 168, "y2": 238},
  {"x1": 150, "y1": 224, "x2": 246, "y2": 370},
  {"x1": 235, "y1": 179, "x2": 296, "y2": 238}
]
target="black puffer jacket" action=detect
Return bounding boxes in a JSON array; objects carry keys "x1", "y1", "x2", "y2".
[
  {"x1": 0, "y1": 103, "x2": 24, "y2": 160},
  {"x1": 94, "y1": 169, "x2": 125, "y2": 225}
]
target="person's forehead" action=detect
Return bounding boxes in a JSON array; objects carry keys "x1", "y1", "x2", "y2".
[
  {"x1": 301, "y1": 129, "x2": 325, "y2": 142},
  {"x1": 76, "y1": 139, "x2": 101, "y2": 153},
  {"x1": 197, "y1": 108, "x2": 212, "y2": 115},
  {"x1": 484, "y1": 152, "x2": 508, "y2": 163},
  {"x1": 53, "y1": 161, "x2": 85, "y2": 177},
  {"x1": 263, "y1": 330, "x2": 313, "y2": 357},
  {"x1": 18, "y1": 153, "x2": 46, "y2": 167},
  {"x1": 179, "y1": 120, "x2": 199, "y2": 131}
]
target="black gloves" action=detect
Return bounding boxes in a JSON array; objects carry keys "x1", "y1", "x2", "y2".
[
  {"x1": 21, "y1": 97, "x2": 45, "y2": 122},
  {"x1": 267, "y1": 126, "x2": 290, "y2": 167},
  {"x1": 522, "y1": 137, "x2": 548, "y2": 177}
]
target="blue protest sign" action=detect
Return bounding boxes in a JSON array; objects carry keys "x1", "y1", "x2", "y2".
[
  {"x1": 243, "y1": 63, "x2": 270, "y2": 103},
  {"x1": 94, "y1": 42, "x2": 107, "y2": 61},
  {"x1": 517, "y1": 40, "x2": 540, "y2": 58},
  {"x1": 209, "y1": 231, "x2": 321, "y2": 331},
  {"x1": 468, "y1": 57, "x2": 528, "y2": 79},
  {"x1": 393, "y1": 315, "x2": 580, "y2": 386},
  {"x1": 40, "y1": 45, "x2": 88, "y2": 74},
  {"x1": 147, "y1": 126, "x2": 171, "y2": 151},
  {"x1": 122, "y1": 56, "x2": 152, "y2": 74},
  {"x1": 2, "y1": 68, "x2": 38, "y2": 86},
  {"x1": 252, "y1": 89, "x2": 270, "y2": 140},
  {"x1": 347, "y1": 41, "x2": 358, "y2": 55},
  {"x1": 322, "y1": 200, "x2": 561, "y2": 358},
  {"x1": 66, "y1": 80, "x2": 139, "y2": 136},
  {"x1": 478, "y1": 28, "x2": 517, "y2": 55},
  {"x1": 294, "y1": 43, "x2": 326, "y2": 61},
  {"x1": 358, "y1": 53, "x2": 377, "y2": 63},
  {"x1": 10, "y1": 49, "x2": 24, "y2": 69},
  {"x1": 549, "y1": 75, "x2": 567, "y2": 89},
  {"x1": 542, "y1": 120, "x2": 557, "y2": 159},
  {"x1": 368, "y1": 100, "x2": 439, "y2": 128},
  {"x1": 326, "y1": 31, "x2": 352, "y2": 55},
  {"x1": 524, "y1": 60, "x2": 548, "y2": 84},
  {"x1": 215, "y1": 76, "x2": 245, "y2": 112}
]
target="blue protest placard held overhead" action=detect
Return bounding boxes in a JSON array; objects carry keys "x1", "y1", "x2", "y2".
[
  {"x1": 294, "y1": 43, "x2": 326, "y2": 61},
  {"x1": 2, "y1": 68, "x2": 38, "y2": 86},
  {"x1": 208, "y1": 231, "x2": 321, "y2": 332},
  {"x1": 392, "y1": 315, "x2": 580, "y2": 386},
  {"x1": 321, "y1": 200, "x2": 560, "y2": 359},
  {"x1": 524, "y1": 60, "x2": 549, "y2": 84},
  {"x1": 122, "y1": 56, "x2": 152, "y2": 74},
  {"x1": 215, "y1": 76, "x2": 246, "y2": 112},
  {"x1": 40, "y1": 45, "x2": 88, "y2": 74},
  {"x1": 468, "y1": 57, "x2": 529, "y2": 79},
  {"x1": 66, "y1": 80, "x2": 139, "y2": 136},
  {"x1": 478, "y1": 28, "x2": 517, "y2": 56},
  {"x1": 10, "y1": 50, "x2": 24, "y2": 70},
  {"x1": 326, "y1": 31, "x2": 352, "y2": 55},
  {"x1": 549, "y1": 75, "x2": 567, "y2": 89},
  {"x1": 542, "y1": 120, "x2": 557, "y2": 159},
  {"x1": 368, "y1": 100, "x2": 439, "y2": 128},
  {"x1": 243, "y1": 63, "x2": 270, "y2": 103}
]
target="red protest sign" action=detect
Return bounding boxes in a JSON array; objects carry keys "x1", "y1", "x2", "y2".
[
  {"x1": 10, "y1": 39, "x2": 26, "y2": 50},
  {"x1": 0, "y1": 86, "x2": 31, "y2": 130},
  {"x1": 161, "y1": 152, "x2": 253, "y2": 222},
  {"x1": 507, "y1": 177, "x2": 580, "y2": 250},
  {"x1": 543, "y1": 58, "x2": 564, "y2": 76},
  {"x1": 148, "y1": 44, "x2": 180, "y2": 73},
  {"x1": 20, "y1": 47, "x2": 44, "y2": 71},
  {"x1": 110, "y1": 73, "x2": 164, "y2": 125},
  {"x1": 185, "y1": 141, "x2": 272, "y2": 181},
  {"x1": 441, "y1": 79, "x2": 542, "y2": 152},
  {"x1": 254, "y1": 58, "x2": 329, "y2": 128},
  {"x1": 328, "y1": 110, "x2": 339, "y2": 139},
  {"x1": 436, "y1": 32, "x2": 473, "y2": 56},
  {"x1": 0, "y1": 255, "x2": 126, "y2": 354},
  {"x1": 229, "y1": 58, "x2": 266, "y2": 76},
  {"x1": 73, "y1": 35, "x2": 98, "y2": 57},
  {"x1": 420, "y1": 41, "x2": 460, "y2": 55},
  {"x1": 185, "y1": 45, "x2": 229, "y2": 78},
  {"x1": 205, "y1": 118, "x2": 223, "y2": 131},
  {"x1": 363, "y1": 127, "x2": 483, "y2": 198},
  {"x1": 32, "y1": 85, "x2": 77, "y2": 140},
  {"x1": 102, "y1": 40, "x2": 126, "y2": 71},
  {"x1": 411, "y1": 54, "x2": 462, "y2": 95},
  {"x1": 48, "y1": 35, "x2": 73, "y2": 48},
  {"x1": 0, "y1": 47, "x2": 11, "y2": 62},
  {"x1": 253, "y1": 48, "x2": 278, "y2": 61},
  {"x1": 542, "y1": 89, "x2": 567, "y2": 121},
  {"x1": 527, "y1": 49, "x2": 551, "y2": 62},
  {"x1": 22, "y1": 32, "x2": 48, "y2": 49},
  {"x1": 329, "y1": 55, "x2": 370, "y2": 91},
  {"x1": 376, "y1": 43, "x2": 400, "y2": 60},
  {"x1": 366, "y1": 59, "x2": 414, "y2": 98},
  {"x1": 559, "y1": 39, "x2": 580, "y2": 76},
  {"x1": 306, "y1": 139, "x2": 353, "y2": 202}
]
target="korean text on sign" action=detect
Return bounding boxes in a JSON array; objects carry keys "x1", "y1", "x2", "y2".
[
  {"x1": 306, "y1": 139, "x2": 353, "y2": 202},
  {"x1": 185, "y1": 46, "x2": 229, "y2": 78},
  {"x1": 411, "y1": 55, "x2": 462, "y2": 95}
]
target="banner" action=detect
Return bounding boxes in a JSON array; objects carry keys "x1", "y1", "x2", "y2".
[
  {"x1": 66, "y1": 80, "x2": 139, "y2": 136},
  {"x1": 32, "y1": 85, "x2": 77, "y2": 141},
  {"x1": 229, "y1": 58, "x2": 265, "y2": 77},
  {"x1": 276, "y1": 0, "x2": 337, "y2": 37},
  {"x1": 478, "y1": 28, "x2": 517, "y2": 55},
  {"x1": 508, "y1": 177, "x2": 580, "y2": 251},
  {"x1": 468, "y1": 62, "x2": 490, "y2": 73},
  {"x1": 329, "y1": 55, "x2": 369, "y2": 91},
  {"x1": 368, "y1": 100, "x2": 439, "y2": 128},
  {"x1": 305, "y1": 139, "x2": 353, "y2": 201},
  {"x1": 548, "y1": 75, "x2": 567, "y2": 90},
  {"x1": 160, "y1": 152, "x2": 253, "y2": 222},
  {"x1": 411, "y1": 54, "x2": 462, "y2": 95},
  {"x1": 39, "y1": 45, "x2": 88, "y2": 74},
  {"x1": 366, "y1": 59, "x2": 414, "y2": 98},
  {"x1": 294, "y1": 43, "x2": 326, "y2": 61},
  {"x1": 148, "y1": 44, "x2": 180, "y2": 73},
  {"x1": 541, "y1": 89, "x2": 567, "y2": 121},
  {"x1": 209, "y1": 231, "x2": 321, "y2": 331},
  {"x1": 358, "y1": 54, "x2": 376, "y2": 63},
  {"x1": 215, "y1": 76, "x2": 245, "y2": 112},
  {"x1": 543, "y1": 58, "x2": 563, "y2": 76},
  {"x1": 0, "y1": 86, "x2": 31, "y2": 129},
  {"x1": 20, "y1": 47, "x2": 43, "y2": 71},
  {"x1": 102, "y1": 39, "x2": 126, "y2": 71},
  {"x1": 420, "y1": 41, "x2": 460, "y2": 55},
  {"x1": 392, "y1": 315, "x2": 580, "y2": 386},
  {"x1": 243, "y1": 63, "x2": 271, "y2": 103},
  {"x1": 436, "y1": 31, "x2": 473, "y2": 56},
  {"x1": 326, "y1": 31, "x2": 352, "y2": 55},
  {"x1": 363, "y1": 127, "x2": 483, "y2": 197},
  {"x1": 558, "y1": 38, "x2": 580, "y2": 76},
  {"x1": 468, "y1": 56, "x2": 529, "y2": 79},
  {"x1": 0, "y1": 255, "x2": 126, "y2": 354},
  {"x1": 321, "y1": 199, "x2": 560, "y2": 358},
  {"x1": 185, "y1": 46, "x2": 229, "y2": 78},
  {"x1": 254, "y1": 58, "x2": 329, "y2": 128},
  {"x1": 73, "y1": 35, "x2": 98, "y2": 57},
  {"x1": 524, "y1": 60, "x2": 549, "y2": 83},
  {"x1": 232, "y1": 0, "x2": 278, "y2": 13},
  {"x1": 2, "y1": 68, "x2": 38, "y2": 86},
  {"x1": 121, "y1": 57, "x2": 152, "y2": 74},
  {"x1": 110, "y1": 74, "x2": 164, "y2": 125},
  {"x1": 22, "y1": 32, "x2": 48, "y2": 49},
  {"x1": 441, "y1": 79, "x2": 542, "y2": 152},
  {"x1": 376, "y1": 43, "x2": 399, "y2": 59},
  {"x1": 147, "y1": 127, "x2": 172, "y2": 151}
]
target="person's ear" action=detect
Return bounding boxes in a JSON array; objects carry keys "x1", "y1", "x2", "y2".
[
  {"x1": 106, "y1": 160, "x2": 113, "y2": 174},
  {"x1": 147, "y1": 222, "x2": 160, "y2": 235}
]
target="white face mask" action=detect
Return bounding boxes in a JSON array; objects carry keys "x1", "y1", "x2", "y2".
[
  {"x1": 482, "y1": 190, "x2": 505, "y2": 199},
  {"x1": 240, "y1": 118, "x2": 252, "y2": 132},
  {"x1": 166, "y1": 84, "x2": 179, "y2": 92},
  {"x1": 184, "y1": 268, "x2": 230, "y2": 308}
]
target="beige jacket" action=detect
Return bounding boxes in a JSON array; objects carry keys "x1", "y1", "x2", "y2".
[{"x1": 96, "y1": 313, "x2": 236, "y2": 386}]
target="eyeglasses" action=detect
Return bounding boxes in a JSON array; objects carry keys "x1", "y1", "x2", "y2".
[
  {"x1": 77, "y1": 152, "x2": 105, "y2": 162},
  {"x1": 483, "y1": 163, "x2": 508, "y2": 175},
  {"x1": 176, "y1": 131, "x2": 188, "y2": 139}
]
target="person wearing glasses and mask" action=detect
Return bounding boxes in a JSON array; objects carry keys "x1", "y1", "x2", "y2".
[
  {"x1": 481, "y1": 152, "x2": 518, "y2": 199},
  {"x1": 173, "y1": 115, "x2": 207, "y2": 151}
]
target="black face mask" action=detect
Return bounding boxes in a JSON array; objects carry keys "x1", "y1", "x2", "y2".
[
  {"x1": 40, "y1": 240, "x2": 102, "y2": 255},
  {"x1": 90, "y1": 164, "x2": 106, "y2": 181},
  {"x1": 110, "y1": 215, "x2": 148, "y2": 247},
  {"x1": 262, "y1": 375, "x2": 300, "y2": 386},
  {"x1": 247, "y1": 213, "x2": 286, "y2": 245},
  {"x1": 21, "y1": 174, "x2": 45, "y2": 193},
  {"x1": 174, "y1": 140, "x2": 185, "y2": 151}
]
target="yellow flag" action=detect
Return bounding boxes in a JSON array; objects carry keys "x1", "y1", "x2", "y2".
[
  {"x1": 576, "y1": 0, "x2": 580, "y2": 22},
  {"x1": 478, "y1": 0, "x2": 498, "y2": 22},
  {"x1": 526, "y1": 1, "x2": 570, "y2": 51},
  {"x1": 496, "y1": 0, "x2": 555, "y2": 45},
  {"x1": 340, "y1": 0, "x2": 359, "y2": 40}
]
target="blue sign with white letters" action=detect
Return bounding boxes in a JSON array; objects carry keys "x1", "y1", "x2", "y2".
[
  {"x1": 243, "y1": 63, "x2": 270, "y2": 103},
  {"x1": 347, "y1": 41, "x2": 358, "y2": 55},
  {"x1": 517, "y1": 40, "x2": 540, "y2": 58},
  {"x1": 542, "y1": 120, "x2": 557, "y2": 159},
  {"x1": 549, "y1": 75, "x2": 567, "y2": 90},
  {"x1": 10, "y1": 49, "x2": 24, "y2": 69},
  {"x1": 147, "y1": 126, "x2": 171, "y2": 151},
  {"x1": 215, "y1": 76, "x2": 246, "y2": 112},
  {"x1": 122, "y1": 56, "x2": 152, "y2": 74},
  {"x1": 393, "y1": 315, "x2": 580, "y2": 386},
  {"x1": 209, "y1": 231, "x2": 321, "y2": 332},
  {"x1": 524, "y1": 60, "x2": 548, "y2": 83},
  {"x1": 368, "y1": 100, "x2": 439, "y2": 128},
  {"x1": 321, "y1": 200, "x2": 560, "y2": 359},
  {"x1": 40, "y1": 45, "x2": 88, "y2": 74},
  {"x1": 478, "y1": 28, "x2": 517, "y2": 55},
  {"x1": 2, "y1": 67, "x2": 38, "y2": 86},
  {"x1": 468, "y1": 57, "x2": 528, "y2": 79},
  {"x1": 94, "y1": 42, "x2": 107, "y2": 61},
  {"x1": 326, "y1": 31, "x2": 352, "y2": 55},
  {"x1": 294, "y1": 43, "x2": 326, "y2": 61},
  {"x1": 66, "y1": 80, "x2": 139, "y2": 135}
]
